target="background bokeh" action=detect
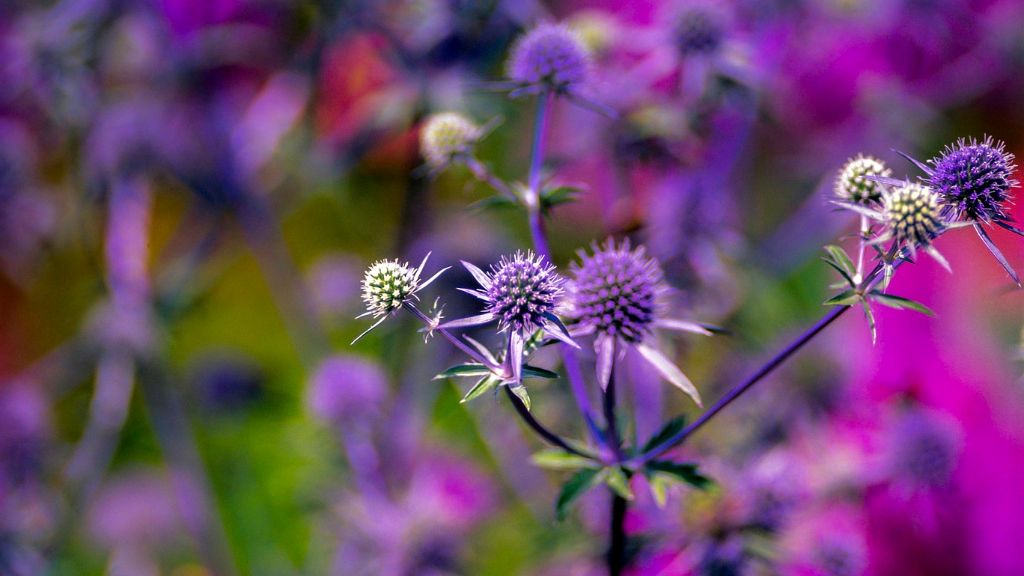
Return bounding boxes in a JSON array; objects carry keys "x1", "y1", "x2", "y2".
[{"x1": 2, "y1": 0, "x2": 1024, "y2": 574}]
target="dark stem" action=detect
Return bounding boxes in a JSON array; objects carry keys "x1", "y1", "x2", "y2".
[
  {"x1": 637, "y1": 255, "x2": 901, "y2": 464},
  {"x1": 638, "y1": 305, "x2": 849, "y2": 463},
  {"x1": 609, "y1": 493, "x2": 627, "y2": 576},
  {"x1": 527, "y1": 90, "x2": 552, "y2": 260},
  {"x1": 604, "y1": 356, "x2": 628, "y2": 576},
  {"x1": 503, "y1": 386, "x2": 592, "y2": 458}
]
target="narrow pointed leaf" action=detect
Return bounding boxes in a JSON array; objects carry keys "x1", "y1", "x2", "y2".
[
  {"x1": 646, "y1": 460, "x2": 712, "y2": 491},
  {"x1": 508, "y1": 332, "x2": 524, "y2": 386},
  {"x1": 861, "y1": 300, "x2": 877, "y2": 345},
  {"x1": 541, "y1": 313, "x2": 580, "y2": 348},
  {"x1": 457, "y1": 287, "x2": 490, "y2": 301},
  {"x1": 434, "y1": 363, "x2": 494, "y2": 380},
  {"x1": 894, "y1": 149, "x2": 933, "y2": 175},
  {"x1": 824, "y1": 245, "x2": 857, "y2": 278},
  {"x1": 461, "y1": 260, "x2": 492, "y2": 289},
  {"x1": 509, "y1": 382, "x2": 530, "y2": 411},
  {"x1": 995, "y1": 220, "x2": 1024, "y2": 237},
  {"x1": 642, "y1": 415, "x2": 687, "y2": 454},
  {"x1": 438, "y1": 313, "x2": 495, "y2": 330},
  {"x1": 463, "y1": 335, "x2": 498, "y2": 365},
  {"x1": 654, "y1": 319, "x2": 715, "y2": 336},
  {"x1": 636, "y1": 342, "x2": 702, "y2": 407},
  {"x1": 869, "y1": 292, "x2": 935, "y2": 316},
  {"x1": 522, "y1": 365, "x2": 559, "y2": 379},
  {"x1": 595, "y1": 334, "x2": 614, "y2": 391},
  {"x1": 924, "y1": 246, "x2": 952, "y2": 274},
  {"x1": 823, "y1": 289, "x2": 861, "y2": 306},
  {"x1": 605, "y1": 467, "x2": 635, "y2": 501},
  {"x1": 351, "y1": 315, "x2": 388, "y2": 345},
  {"x1": 556, "y1": 468, "x2": 603, "y2": 521},
  {"x1": 821, "y1": 258, "x2": 856, "y2": 288},
  {"x1": 415, "y1": 266, "x2": 451, "y2": 292},
  {"x1": 532, "y1": 449, "x2": 594, "y2": 470},
  {"x1": 460, "y1": 376, "x2": 500, "y2": 403},
  {"x1": 974, "y1": 223, "x2": 1021, "y2": 286}
]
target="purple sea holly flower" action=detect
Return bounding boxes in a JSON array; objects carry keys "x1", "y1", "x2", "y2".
[
  {"x1": 353, "y1": 253, "x2": 449, "y2": 343},
  {"x1": 895, "y1": 136, "x2": 1022, "y2": 283},
  {"x1": 439, "y1": 250, "x2": 577, "y2": 386},
  {"x1": 567, "y1": 239, "x2": 710, "y2": 406},
  {"x1": 506, "y1": 23, "x2": 590, "y2": 96}
]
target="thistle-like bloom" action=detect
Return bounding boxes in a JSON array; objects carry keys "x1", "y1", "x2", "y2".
[
  {"x1": 900, "y1": 136, "x2": 1022, "y2": 283},
  {"x1": 669, "y1": 1, "x2": 728, "y2": 57},
  {"x1": 881, "y1": 182, "x2": 945, "y2": 249},
  {"x1": 926, "y1": 136, "x2": 1018, "y2": 223},
  {"x1": 506, "y1": 23, "x2": 590, "y2": 93},
  {"x1": 420, "y1": 112, "x2": 482, "y2": 170},
  {"x1": 883, "y1": 407, "x2": 962, "y2": 489},
  {"x1": 353, "y1": 254, "x2": 448, "y2": 343},
  {"x1": 440, "y1": 251, "x2": 577, "y2": 385},
  {"x1": 568, "y1": 239, "x2": 709, "y2": 406},
  {"x1": 835, "y1": 155, "x2": 891, "y2": 206}
]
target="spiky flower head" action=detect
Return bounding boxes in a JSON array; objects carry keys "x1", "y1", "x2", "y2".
[
  {"x1": 882, "y1": 182, "x2": 944, "y2": 248},
  {"x1": 569, "y1": 240, "x2": 663, "y2": 343},
  {"x1": 670, "y1": 1, "x2": 728, "y2": 57},
  {"x1": 506, "y1": 23, "x2": 590, "y2": 92},
  {"x1": 835, "y1": 155, "x2": 891, "y2": 206},
  {"x1": 926, "y1": 136, "x2": 1018, "y2": 223},
  {"x1": 362, "y1": 259, "x2": 419, "y2": 318},
  {"x1": 484, "y1": 251, "x2": 564, "y2": 333},
  {"x1": 420, "y1": 112, "x2": 482, "y2": 169}
]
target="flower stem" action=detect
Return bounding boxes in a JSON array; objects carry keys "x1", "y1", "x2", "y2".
[
  {"x1": 604, "y1": 356, "x2": 628, "y2": 576},
  {"x1": 521, "y1": 88, "x2": 606, "y2": 448},
  {"x1": 609, "y1": 493, "x2": 627, "y2": 576},
  {"x1": 636, "y1": 258, "x2": 897, "y2": 464},
  {"x1": 527, "y1": 89, "x2": 553, "y2": 259},
  {"x1": 638, "y1": 305, "x2": 849, "y2": 463}
]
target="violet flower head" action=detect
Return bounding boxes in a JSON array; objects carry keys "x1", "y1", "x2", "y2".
[
  {"x1": 440, "y1": 250, "x2": 576, "y2": 385},
  {"x1": 506, "y1": 23, "x2": 590, "y2": 93},
  {"x1": 670, "y1": 1, "x2": 728, "y2": 58},
  {"x1": 568, "y1": 239, "x2": 710, "y2": 405},
  {"x1": 835, "y1": 155, "x2": 891, "y2": 207},
  {"x1": 926, "y1": 136, "x2": 1018, "y2": 224},
  {"x1": 881, "y1": 182, "x2": 945, "y2": 249},
  {"x1": 883, "y1": 407, "x2": 962, "y2": 489},
  {"x1": 901, "y1": 136, "x2": 1022, "y2": 284},
  {"x1": 353, "y1": 253, "x2": 448, "y2": 343},
  {"x1": 308, "y1": 355, "x2": 388, "y2": 424}
]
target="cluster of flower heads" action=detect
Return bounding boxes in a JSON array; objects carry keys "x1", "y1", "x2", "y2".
[
  {"x1": 353, "y1": 242, "x2": 709, "y2": 405},
  {"x1": 835, "y1": 137, "x2": 1021, "y2": 282}
]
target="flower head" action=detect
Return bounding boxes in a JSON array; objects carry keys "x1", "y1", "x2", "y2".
[
  {"x1": 835, "y1": 155, "x2": 891, "y2": 206},
  {"x1": 926, "y1": 136, "x2": 1018, "y2": 223},
  {"x1": 506, "y1": 23, "x2": 590, "y2": 92},
  {"x1": 569, "y1": 239, "x2": 662, "y2": 343},
  {"x1": 882, "y1": 182, "x2": 944, "y2": 248},
  {"x1": 670, "y1": 1, "x2": 728, "y2": 57},
  {"x1": 440, "y1": 251, "x2": 576, "y2": 385},
  {"x1": 568, "y1": 239, "x2": 710, "y2": 405},
  {"x1": 353, "y1": 254, "x2": 448, "y2": 343},
  {"x1": 884, "y1": 407, "x2": 962, "y2": 489},
  {"x1": 420, "y1": 112, "x2": 482, "y2": 169},
  {"x1": 485, "y1": 251, "x2": 564, "y2": 333}
]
